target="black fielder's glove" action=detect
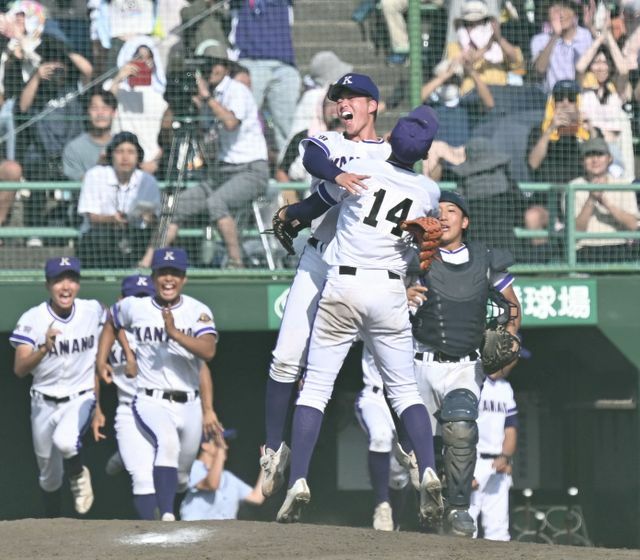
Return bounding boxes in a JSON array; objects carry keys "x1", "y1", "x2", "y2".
[
  {"x1": 264, "y1": 205, "x2": 309, "y2": 256},
  {"x1": 480, "y1": 325, "x2": 521, "y2": 375}
]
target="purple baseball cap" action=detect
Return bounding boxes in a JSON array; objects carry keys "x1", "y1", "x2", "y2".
[
  {"x1": 390, "y1": 105, "x2": 439, "y2": 165},
  {"x1": 151, "y1": 247, "x2": 189, "y2": 272},
  {"x1": 45, "y1": 256, "x2": 81, "y2": 280},
  {"x1": 121, "y1": 274, "x2": 155, "y2": 297},
  {"x1": 327, "y1": 73, "x2": 379, "y2": 102}
]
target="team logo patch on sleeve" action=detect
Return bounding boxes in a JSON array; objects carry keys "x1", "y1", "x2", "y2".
[{"x1": 197, "y1": 313, "x2": 213, "y2": 323}]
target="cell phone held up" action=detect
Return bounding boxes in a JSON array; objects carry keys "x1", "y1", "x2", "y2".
[{"x1": 128, "y1": 60, "x2": 152, "y2": 88}]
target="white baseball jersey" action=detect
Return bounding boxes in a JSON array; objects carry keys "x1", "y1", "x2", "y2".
[
  {"x1": 112, "y1": 295, "x2": 217, "y2": 393},
  {"x1": 10, "y1": 299, "x2": 106, "y2": 398},
  {"x1": 300, "y1": 131, "x2": 391, "y2": 244},
  {"x1": 318, "y1": 158, "x2": 440, "y2": 274},
  {"x1": 477, "y1": 378, "x2": 518, "y2": 456}
]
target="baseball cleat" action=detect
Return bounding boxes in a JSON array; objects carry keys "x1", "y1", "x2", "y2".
[
  {"x1": 70, "y1": 466, "x2": 94, "y2": 515},
  {"x1": 394, "y1": 443, "x2": 420, "y2": 491},
  {"x1": 372, "y1": 501, "x2": 394, "y2": 531},
  {"x1": 105, "y1": 451, "x2": 125, "y2": 476},
  {"x1": 445, "y1": 508, "x2": 475, "y2": 537},
  {"x1": 276, "y1": 478, "x2": 310, "y2": 523},
  {"x1": 418, "y1": 467, "x2": 444, "y2": 529},
  {"x1": 260, "y1": 442, "x2": 291, "y2": 497},
  {"x1": 161, "y1": 512, "x2": 176, "y2": 521}
]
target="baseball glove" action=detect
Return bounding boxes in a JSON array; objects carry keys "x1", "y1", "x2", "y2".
[
  {"x1": 400, "y1": 216, "x2": 443, "y2": 271},
  {"x1": 480, "y1": 325, "x2": 521, "y2": 375},
  {"x1": 265, "y1": 205, "x2": 309, "y2": 256}
]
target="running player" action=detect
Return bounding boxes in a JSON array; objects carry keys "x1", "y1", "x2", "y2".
[
  {"x1": 275, "y1": 106, "x2": 443, "y2": 526},
  {"x1": 261, "y1": 73, "x2": 391, "y2": 496},
  {"x1": 10, "y1": 257, "x2": 104, "y2": 516},
  {"x1": 96, "y1": 247, "x2": 217, "y2": 521}
]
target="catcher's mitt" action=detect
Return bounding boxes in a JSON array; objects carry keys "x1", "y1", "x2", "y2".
[
  {"x1": 480, "y1": 325, "x2": 521, "y2": 375},
  {"x1": 264, "y1": 205, "x2": 309, "y2": 256},
  {"x1": 400, "y1": 216, "x2": 443, "y2": 271}
]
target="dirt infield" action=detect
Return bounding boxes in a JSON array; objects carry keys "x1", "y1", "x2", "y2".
[{"x1": 0, "y1": 519, "x2": 638, "y2": 560}]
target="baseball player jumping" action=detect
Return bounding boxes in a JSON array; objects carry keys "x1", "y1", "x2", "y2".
[
  {"x1": 260, "y1": 73, "x2": 391, "y2": 497},
  {"x1": 10, "y1": 257, "x2": 105, "y2": 516},
  {"x1": 97, "y1": 248, "x2": 217, "y2": 521},
  {"x1": 399, "y1": 190, "x2": 522, "y2": 536},
  {"x1": 469, "y1": 378, "x2": 518, "y2": 540},
  {"x1": 274, "y1": 106, "x2": 443, "y2": 527}
]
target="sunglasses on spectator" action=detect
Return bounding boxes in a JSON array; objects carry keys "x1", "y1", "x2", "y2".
[{"x1": 553, "y1": 92, "x2": 577, "y2": 102}]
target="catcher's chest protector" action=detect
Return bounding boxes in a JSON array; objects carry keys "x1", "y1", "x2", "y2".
[{"x1": 412, "y1": 242, "x2": 491, "y2": 356}]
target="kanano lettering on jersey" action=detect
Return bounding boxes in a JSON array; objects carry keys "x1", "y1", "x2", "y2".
[
  {"x1": 480, "y1": 399, "x2": 508, "y2": 414},
  {"x1": 48, "y1": 335, "x2": 95, "y2": 356},
  {"x1": 131, "y1": 326, "x2": 194, "y2": 342}
]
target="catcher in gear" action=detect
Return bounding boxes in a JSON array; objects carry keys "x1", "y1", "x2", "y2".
[{"x1": 396, "y1": 189, "x2": 521, "y2": 537}]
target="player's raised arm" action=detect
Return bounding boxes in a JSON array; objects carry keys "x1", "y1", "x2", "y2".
[{"x1": 162, "y1": 306, "x2": 217, "y2": 361}]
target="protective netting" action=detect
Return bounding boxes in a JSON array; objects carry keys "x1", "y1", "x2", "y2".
[{"x1": 0, "y1": 0, "x2": 637, "y2": 274}]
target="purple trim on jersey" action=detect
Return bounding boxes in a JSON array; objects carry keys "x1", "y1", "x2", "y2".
[
  {"x1": 495, "y1": 273, "x2": 514, "y2": 292},
  {"x1": 47, "y1": 302, "x2": 76, "y2": 323},
  {"x1": 9, "y1": 332, "x2": 36, "y2": 346},
  {"x1": 440, "y1": 244, "x2": 467, "y2": 255},
  {"x1": 151, "y1": 296, "x2": 184, "y2": 311},
  {"x1": 75, "y1": 397, "x2": 96, "y2": 453},
  {"x1": 317, "y1": 182, "x2": 339, "y2": 206},
  {"x1": 362, "y1": 138, "x2": 385, "y2": 144},
  {"x1": 111, "y1": 303, "x2": 122, "y2": 329},
  {"x1": 132, "y1": 396, "x2": 159, "y2": 453},
  {"x1": 301, "y1": 137, "x2": 330, "y2": 157},
  {"x1": 505, "y1": 413, "x2": 518, "y2": 429},
  {"x1": 194, "y1": 327, "x2": 217, "y2": 338}
]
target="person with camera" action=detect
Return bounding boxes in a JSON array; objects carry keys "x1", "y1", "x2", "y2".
[
  {"x1": 180, "y1": 430, "x2": 265, "y2": 521},
  {"x1": 153, "y1": 51, "x2": 269, "y2": 269},
  {"x1": 77, "y1": 131, "x2": 161, "y2": 268}
]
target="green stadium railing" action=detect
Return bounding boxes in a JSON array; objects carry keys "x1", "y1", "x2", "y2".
[{"x1": 0, "y1": 180, "x2": 638, "y2": 279}]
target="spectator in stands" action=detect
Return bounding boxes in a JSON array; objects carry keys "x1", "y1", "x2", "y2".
[
  {"x1": 450, "y1": 136, "x2": 524, "y2": 254},
  {"x1": 568, "y1": 136, "x2": 639, "y2": 262},
  {"x1": 527, "y1": 79, "x2": 593, "y2": 186},
  {"x1": 16, "y1": 34, "x2": 92, "y2": 229},
  {"x1": 421, "y1": 58, "x2": 495, "y2": 179},
  {"x1": 62, "y1": 89, "x2": 117, "y2": 181},
  {"x1": 233, "y1": 0, "x2": 301, "y2": 152},
  {"x1": 105, "y1": 0, "x2": 156, "y2": 69},
  {"x1": 531, "y1": 0, "x2": 593, "y2": 93},
  {"x1": 447, "y1": 0, "x2": 525, "y2": 93},
  {"x1": 576, "y1": 27, "x2": 634, "y2": 181},
  {"x1": 179, "y1": 0, "x2": 230, "y2": 61},
  {"x1": 77, "y1": 131, "x2": 161, "y2": 268},
  {"x1": 180, "y1": 433, "x2": 264, "y2": 521},
  {"x1": 500, "y1": 0, "x2": 538, "y2": 64},
  {"x1": 147, "y1": 53, "x2": 269, "y2": 269},
  {"x1": 107, "y1": 36, "x2": 167, "y2": 176}
]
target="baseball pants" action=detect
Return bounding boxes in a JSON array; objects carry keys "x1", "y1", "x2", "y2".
[
  {"x1": 115, "y1": 400, "x2": 155, "y2": 495},
  {"x1": 298, "y1": 267, "x2": 424, "y2": 416},
  {"x1": 30, "y1": 390, "x2": 95, "y2": 492},
  {"x1": 469, "y1": 457, "x2": 512, "y2": 541},
  {"x1": 133, "y1": 392, "x2": 203, "y2": 491}
]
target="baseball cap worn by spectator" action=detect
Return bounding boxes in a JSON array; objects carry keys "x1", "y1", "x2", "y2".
[
  {"x1": 552, "y1": 79, "x2": 581, "y2": 102},
  {"x1": 390, "y1": 105, "x2": 439, "y2": 165},
  {"x1": 440, "y1": 190, "x2": 470, "y2": 218},
  {"x1": 106, "y1": 131, "x2": 145, "y2": 165},
  {"x1": 327, "y1": 73, "x2": 380, "y2": 102},
  {"x1": 45, "y1": 256, "x2": 81, "y2": 281},
  {"x1": 121, "y1": 274, "x2": 155, "y2": 297},
  {"x1": 151, "y1": 247, "x2": 189, "y2": 273},
  {"x1": 308, "y1": 51, "x2": 353, "y2": 87},
  {"x1": 455, "y1": 0, "x2": 491, "y2": 24},
  {"x1": 579, "y1": 136, "x2": 610, "y2": 157}
]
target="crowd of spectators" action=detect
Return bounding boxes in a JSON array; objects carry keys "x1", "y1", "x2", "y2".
[{"x1": 0, "y1": 0, "x2": 637, "y2": 266}]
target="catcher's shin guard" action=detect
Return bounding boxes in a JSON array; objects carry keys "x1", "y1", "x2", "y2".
[{"x1": 439, "y1": 389, "x2": 479, "y2": 509}]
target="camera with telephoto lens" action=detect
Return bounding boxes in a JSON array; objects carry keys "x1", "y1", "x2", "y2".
[{"x1": 164, "y1": 57, "x2": 210, "y2": 119}]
